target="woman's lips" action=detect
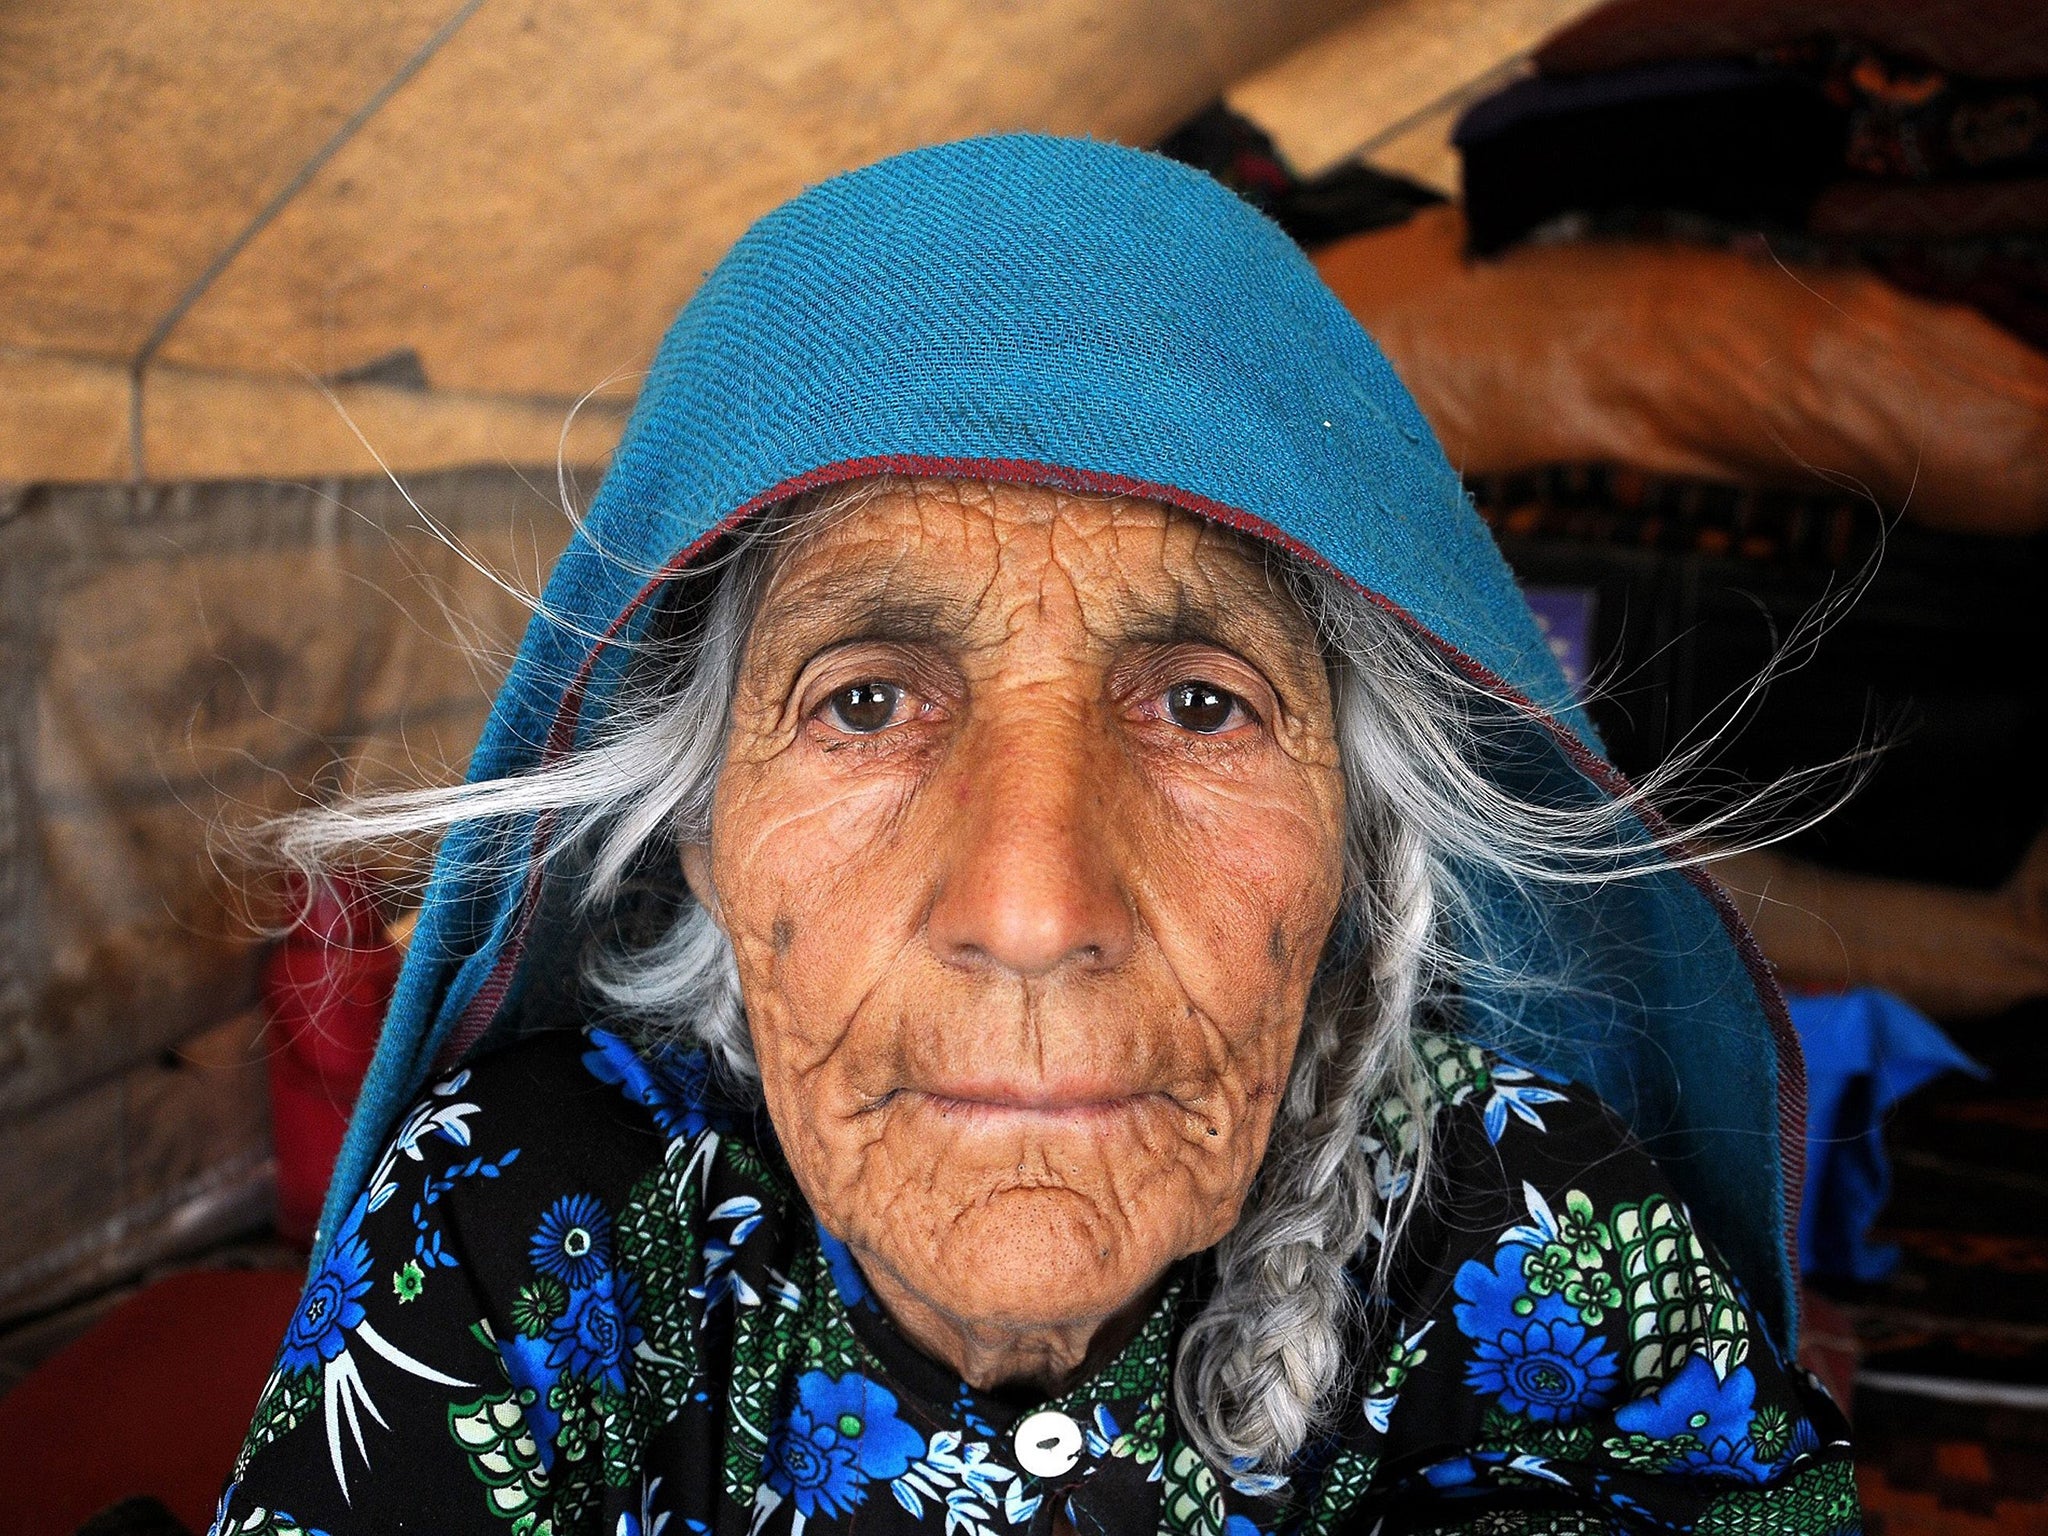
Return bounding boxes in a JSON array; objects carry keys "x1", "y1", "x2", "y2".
[{"x1": 899, "y1": 1087, "x2": 1180, "y2": 1129}]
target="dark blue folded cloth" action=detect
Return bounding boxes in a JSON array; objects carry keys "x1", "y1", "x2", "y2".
[
  {"x1": 1450, "y1": 58, "x2": 1847, "y2": 255},
  {"x1": 1788, "y1": 988, "x2": 1984, "y2": 1282}
]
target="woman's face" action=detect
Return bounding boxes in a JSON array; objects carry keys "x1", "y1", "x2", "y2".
[{"x1": 686, "y1": 479, "x2": 1345, "y2": 1380}]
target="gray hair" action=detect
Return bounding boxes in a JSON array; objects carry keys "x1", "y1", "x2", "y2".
[{"x1": 271, "y1": 479, "x2": 1831, "y2": 1472}]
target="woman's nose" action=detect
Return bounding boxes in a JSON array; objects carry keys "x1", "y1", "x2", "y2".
[{"x1": 925, "y1": 705, "x2": 1136, "y2": 978}]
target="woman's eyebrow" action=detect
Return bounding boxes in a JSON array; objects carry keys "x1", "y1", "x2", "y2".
[
  {"x1": 819, "y1": 597, "x2": 965, "y2": 649},
  {"x1": 755, "y1": 571, "x2": 970, "y2": 654},
  {"x1": 1117, "y1": 589, "x2": 1299, "y2": 660}
]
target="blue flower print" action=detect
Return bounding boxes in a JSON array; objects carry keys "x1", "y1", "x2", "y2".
[
  {"x1": 530, "y1": 1193, "x2": 613, "y2": 1287},
  {"x1": 582, "y1": 1029, "x2": 712, "y2": 1143},
  {"x1": 1422, "y1": 1455, "x2": 1480, "y2": 1491},
  {"x1": 1614, "y1": 1355, "x2": 1768, "y2": 1483},
  {"x1": 817, "y1": 1224, "x2": 871, "y2": 1309},
  {"x1": 279, "y1": 1193, "x2": 374, "y2": 1372},
  {"x1": 545, "y1": 1270, "x2": 644, "y2": 1394},
  {"x1": 1465, "y1": 1318, "x2": 1621, "y2": 1424},
  {"x1": 615, "y1": 1473, "x2": 676, "y2": 1536},
  {"x1": 496, "y1": 1329, "x2": 564, "y2": 1467},
  {"x1": 765, "y1": 1370, "x2": 926, "y2": 1518},
  {"x1": 1227, "y1": 1460, "x2": 1291, "y2": 1499},
  {"x1": 1452, "y1": 1243, "x2": 1574, "y2": 1344},
  {"x1": 1479, "y1": 1064, "x2": 1568, "y2": 1144},
  {"x1": 1224, "y1": 1516, "x2": 1267, "y2": 1536}
]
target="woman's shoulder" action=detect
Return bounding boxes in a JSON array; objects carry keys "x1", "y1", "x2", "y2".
[
  {"x1": 427, "y1": 1020, "x2": 729, "y2": 1135},
  {"x1": 1334, "y1": 1029, "x2": 1857, "y2": 1530},
  {"x1": 223, "y1": 1026, "x2": 773, "y2": 1529},
  {"x1": 338, "y1": 1024, "x2": 748, "y2": 1303},
  {"x1": 1378, "y1": 1028, "x2": 1664, "y2": 1189},
  {"x1": 382, "y1": 1021, "x2": 742, "y2": 1175},
  {"x1": 1371, "y1": 1026, "x2": 1741, "y2": 1317}
]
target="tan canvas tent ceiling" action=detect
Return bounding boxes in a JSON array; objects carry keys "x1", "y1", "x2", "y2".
[
  {"x1": 0, "y1": 0, "x2": 1601, "y2": 484},
  {"x1": 0, "y1": 0, "x2": 1603, "y2": 1327}
]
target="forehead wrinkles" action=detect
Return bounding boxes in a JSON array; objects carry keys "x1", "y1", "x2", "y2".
[{"x1": 751, "y1": 479, "x2": 1310, "y2": 659}]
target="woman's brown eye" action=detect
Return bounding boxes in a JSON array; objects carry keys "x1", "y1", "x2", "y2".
[
  {"x1": 1165, "y1": 680, "x2": 1242, "y2": 734},
  {"x1": 827, "y1": 681, "x2": 901, "y2": 733}
]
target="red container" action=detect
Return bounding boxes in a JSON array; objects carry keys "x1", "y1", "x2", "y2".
[{"x1": 261, "y1": 873, "x2": 400, "y2": 1247}]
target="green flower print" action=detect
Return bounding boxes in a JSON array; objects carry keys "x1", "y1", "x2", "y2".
[
  {"x1": 1416, "y1": 1033, "x2": 1493, "y2": 1106},
  {"x1": 551, "y1": 1379, "x2": 604, "y2": 1466},
  {"x1": 1554, "y1": 1191, "x2": 1614, "y2": 1270},
  {"x1": 1561, "y1": 1267, "x2": 1622, "y2": 1326},
  {"x1": 1749, "y1": 1404, "x2": 1792, "y2": 1462},
  {"x1": 1603, "y1": 1430, "x2": 1701, "y2": 1471},
  {"x1": 1376, "y1": 1332, "x2": 1429, "y2": 1397},
  {"x1": 1523, "y1": 1244, "x2": 1574, "y2": 1298},
  {"x1": 449, "y1": 1387, "x2": 550, "y2": 1532},
  {"x1": 1520, "y1": 1201, "x2": 1621, "y2": 1325},
  {"x1": 214, "y1": 1024, "x2": 1856, "y2": 1536},
  {"x1": 1478, "y1": 1405, "x2": 1595, "y2": 1461},
  {"x1": 1161, "y1": 1442, "x2": 1225, "y2": 1536},
  {"x1": 1302, "y1": 1450, "x2": 1380, "y2": 1536},
  {"x1": 511, "y1": 1277, "x2": 568, "y2": 1339},
  {"x1": 235, "y1": 1369, "x2": 320, "y2": 1477},
  {"x1": 1121, "y1": 1397, "x2": 1168, "y2": 1465}
]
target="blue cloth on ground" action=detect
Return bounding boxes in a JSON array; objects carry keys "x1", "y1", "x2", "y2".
[
  {"x1": 313, "y1": 133, "x2": 1814, "y2": 1353},
  {"x1": 1788, "y1": 988, "x2": 1984, "y2": 1283}
]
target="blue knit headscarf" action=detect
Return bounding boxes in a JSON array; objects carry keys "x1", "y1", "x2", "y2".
[{"x1": 321, "y1": 134, "x2": 1805, "y2": 1352}]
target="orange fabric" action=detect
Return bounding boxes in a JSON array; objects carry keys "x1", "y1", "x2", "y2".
[{"x1": 1315, "y1": 205, "x2": 2048, "y2": 534}]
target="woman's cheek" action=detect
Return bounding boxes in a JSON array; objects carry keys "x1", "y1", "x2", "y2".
[
  {"x1": 719, "y1": 765, "x2": 934, "y2": 1080},
  {"x1": 1146, "y1": 770, "x2": 1344, "y2": 992}
]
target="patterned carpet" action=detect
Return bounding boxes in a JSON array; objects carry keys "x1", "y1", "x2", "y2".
[{"x1": 1848, "y1": 1003, "x2": 2048, "y2": 1532}]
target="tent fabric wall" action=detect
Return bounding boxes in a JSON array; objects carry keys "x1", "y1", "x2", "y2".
[
  {"x1": 1226, "y1": 0, "x2": 1606, "y2": 183},
  {"x1": 0, "y1": 467, "x2": 575, "y2": 1320}
]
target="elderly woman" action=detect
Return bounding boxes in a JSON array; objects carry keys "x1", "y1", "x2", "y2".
[{"x1": 216, "y1": 138, "x2": 1855, "y2": 1536}]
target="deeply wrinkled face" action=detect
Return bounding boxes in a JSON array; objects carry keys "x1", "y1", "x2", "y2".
[{"x1": 684, "y1": 479, "x2": 1345, "y2": 1383}]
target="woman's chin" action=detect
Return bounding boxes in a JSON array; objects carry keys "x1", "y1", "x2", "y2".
[{"x1": 882, "y1": 1182, "x2": 1180, "y2": 1335}]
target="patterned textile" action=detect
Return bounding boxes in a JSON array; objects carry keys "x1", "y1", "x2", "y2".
[
  {"x1": 1456, "y1": 36, "x2": 2048, "y2": 352},
  {"x1": 1534, "y1": 0, "x2": 2048, "y2": 82},
  {"x1": 215, "y1": 1027, "x2": 1857, "y2": 1535},
  {"x1": 1815, "y1": 40, "x2": 2048, "y2": 184},
  {"x1": 1460, "y1": 38, "x2": 2048, "y2": 253},
  {"x1": 1467, "y1": 463, "x2": 1881, "y2": 569}
]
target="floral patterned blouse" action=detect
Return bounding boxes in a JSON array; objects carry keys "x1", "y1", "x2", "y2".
[{"x1": 212, "y1": 1026, "x2": 1860, "y2": 1536}]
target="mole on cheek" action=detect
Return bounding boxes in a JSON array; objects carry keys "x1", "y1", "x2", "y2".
[
  {"x1": 1268, "y1": 922, "x2": 1288, "y2": 968},
  {"x1": 771, "y1": 915, "x2": 796, "y2": 953}
]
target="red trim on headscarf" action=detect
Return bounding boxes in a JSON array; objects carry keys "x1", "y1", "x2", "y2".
[{"x1": 435, "y1": 454, "x2": 1806, "y2": 1309}]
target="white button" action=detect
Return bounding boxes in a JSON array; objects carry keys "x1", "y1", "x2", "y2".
[{"x1": 1012, "y1": 1408, "x2": 1083, "y2": 1478}]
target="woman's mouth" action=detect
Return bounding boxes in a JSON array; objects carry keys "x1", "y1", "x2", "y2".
[{"x1": 887, "y1": 1084, "x2": 1189, "y2": 1133}]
